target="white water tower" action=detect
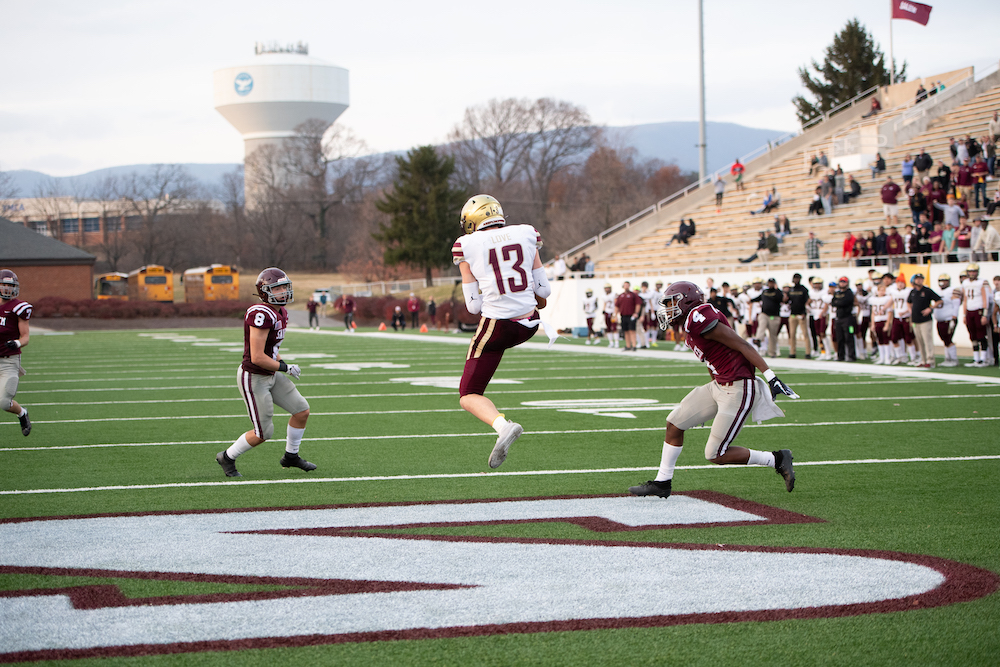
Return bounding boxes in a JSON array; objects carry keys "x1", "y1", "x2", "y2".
[{"x1": 213, "y1": 42, "x2": 349, "y2": 195}]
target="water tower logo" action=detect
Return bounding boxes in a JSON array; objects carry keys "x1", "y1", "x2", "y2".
[{"x1": 234, "y1": 73, "x2": 254, "y2": 96}]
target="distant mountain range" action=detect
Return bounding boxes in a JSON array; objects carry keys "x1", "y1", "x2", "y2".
[{"x1": 5, "y1": 121, "x2": 788, "y2": 197}]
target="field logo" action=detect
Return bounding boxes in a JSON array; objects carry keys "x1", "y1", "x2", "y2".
[
  {"x1": 521, "y1": 398, "x2": 675, "y2": 419},
  {"x1": 1, "y1": 495, "x2": 996, "y2": 661}
]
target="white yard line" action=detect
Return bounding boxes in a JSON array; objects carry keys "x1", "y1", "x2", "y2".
[
  {"x1": 2, "y1": 454, "x2": 997, "y2": 496},
  {"x1": 4, "y1": 416, "x2": 998, "y2": 451}
]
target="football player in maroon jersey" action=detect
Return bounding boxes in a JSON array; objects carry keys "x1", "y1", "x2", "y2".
[
  {"x1": 629, "y1": 281, "x2": 798, "y2": 498},
  {"x1": 1, "y1": 269, "x2": 32, "y2": 436},
  {"x1": 216, "y1": 268, "x2": 315, "y2": 478}
]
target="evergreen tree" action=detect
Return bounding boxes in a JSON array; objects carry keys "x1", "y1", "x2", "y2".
[
  {"x1": 793, "y1": 19, "x2": 906, "y2": 124},
  {"x1": 374, "y1": 146, "x2": 468, "y2": 287}
]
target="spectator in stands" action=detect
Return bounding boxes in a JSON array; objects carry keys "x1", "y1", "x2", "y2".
[
  {"x1": 956, "y1": 139, "x2": 970, "y2": 165},
  {"x1": 808, "y1": 186, "x2": 824, "y2": 215},
  {"x1": 820, "y1": 175, "x2": 834, "y2": 215},
  {"x1": 984, "y1": 137, "x2": 996, "y2": 177},
  {"x1": 731, "y1": 158, "x2": 745, "y2": 191},
  {"x1": 955, "y1": 219, "x2": 973, "y2": 263},
  {"x1": 810, "y1": 152, "x2": 828, "y2": 177},
  {"x1": 936, "y1": 81, "x2": 945, "y2": 93},
  {"x1": 909, "y1": 187, "x2": 927, "y2": 227},
  {"x1": 552, "y1": 254, "x2": 567, "y2": 281},
  {"x1": 391, "y1": 305, "x2": 406, "y2": 331},
  {"x1": 750, "y1": 187, "x2": 780, "y2": 215},
  {"x1": 971, "y1": 155, "x2": 989, "y2": 208},
  {"x1": 915, "y1": 218, "x2": 932, "y2": 257},
  {"x1": 949, "y1": 138, "x2": 958, "y2": 163},
  {"x1": 901, "y1": 154, "x2": 915, "y2": 189},
  {"x1": 967, "y1": 135, "x2": 981, "y2": 160},
  {"x1": 714, "y1": 175, "x2": 726, "y2": 211},
  {"x1": 914, "y1": 148, "x2": 933, "y2": 183},
  {"x1": 936, "y1": 161, "x2": 952, "y2": 193},
  {"x1": 976, "y1": 217, "x2": 1000, "y2": 261},
  {"x1": 915, "y1": 83, "x2": 928, "y2": 103},
  {"x1": 666, "y1": 219, "x2": 694, "y2": 247},
  {"x1": 862, "y1": 97, "x2": 881, "y2": 118},
  {"x1": 583, "y1": 255, "x2": 595, "y2": 278},
  {"x1": 845, "y1": 174, "x2": 862, "y2": 202},
  {"x1": 739, "y1": 231, "x2": 769, "y2": 263},
  {"x1": 903, "y1": 224, "x2": 916, "y2": 261},
  {"x1": 834, "y1": 167, "x2": 846, "y2": 204},
  {"x1": 881, "y1": 175, "x2": 902, "y2": 227},
  {"x1": 842, "y1": 232, "x2": 857, "y2": 262},
  {"x1": 886, "y1": 227, "x2": 904, "y2": 261},
  {"x1": 989, "y1": 111, "x2": 1000, "y2": 143},
  {"x1": 871, "y1": 153, "x2": 886, "y2": 180},
  {"x1": 874, "y1": 226, "x2": 888, "y2": 256},
  {"x1": 774, "y1": 215, "x2": 791, "y2": 240},
  {"x1": 805, "y1": 231, "x2": 824, "y2": 269},
  {"x1": 927, "y1": 179, "x2": 947, "y2": 223},
  {"x1": 934, "y1": 194, "x2": 965, "y2": 231},
  {"x1": 954, "y1": 159, "x2": 974, "y2": 204},
  {"x1": 854, "y1": 232, "x2": 872, "y2": 266},
  {"x1": 940, "y1": 220, "x2": 956, "y2": 262},
  {"x1": 930, "y1": 222, "x2": 944, "y2": 259}
]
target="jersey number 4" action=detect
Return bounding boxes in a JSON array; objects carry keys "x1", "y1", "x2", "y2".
[{"x1": 488, "y1": 244, "x2": 529, "y2": 295}]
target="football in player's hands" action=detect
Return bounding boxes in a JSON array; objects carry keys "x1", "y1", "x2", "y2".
[
  {"x1": 286, "y1": 364, "x2": 302, "y2": 379},
  {"x1": 535, "y1": 295, "x2": 547, "y2": 309}
]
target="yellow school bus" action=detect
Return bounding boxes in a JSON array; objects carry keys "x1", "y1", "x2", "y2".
[
  {"x1": 183, "y1": 264, "x2": 240, "y2": 302},
  {"x1": 94, "y1": 273, "x2": 129, "y2": 300},
  {"x1": 127, "y1": 265, "x2": 174, "y2": 302}
]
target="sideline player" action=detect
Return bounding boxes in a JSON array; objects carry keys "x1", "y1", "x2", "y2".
[
  {"x1": 628, "y1": 281, "x2": 798, "y2": 499},
  {"x1": 934, "y1": 273, "x2": 961, "y2": 367},
  {"x1": 868, "y1": 283, "x2": 894, "y2": 365},
  {"x1": 888, "y1": 274, "x2": 917, "y2": 365},
  {"x1": 582, "y1": 287, "x2": 599, "y2": 345},
  {"x1": 601, "y1": 283, "x2": 619, "y2": 348},
  {"x1": 217, "y1": 268, "x2": 315, "y2": 478},
  {"x1": 961, "y1": 263, "x2": 991, "y2": 367},
  {"x1": 1, "y1": 270, "x2": 31, "y2": 436},
  {"x1": 452, "y1": 194, "x2": 552, "y2": 469}
]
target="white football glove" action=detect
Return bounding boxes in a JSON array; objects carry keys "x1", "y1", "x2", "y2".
[{"x1": 286, "y1": 364, "x2": 302, "y2": 379}]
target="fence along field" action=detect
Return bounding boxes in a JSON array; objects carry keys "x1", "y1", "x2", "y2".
[{"x1": 1, "y1": 328, "x2": 998, "y2": 665}]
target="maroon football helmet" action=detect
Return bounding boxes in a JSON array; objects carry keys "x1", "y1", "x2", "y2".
[
  {"x1": 656, "y1": 281, "x2": 704, "y2": 330},
  {"x1": 256, "y1": 268, "x2": 293, "y2": 306},
  {"x1": 0, "y1": 269, "x2": 19, "y2": 300}
]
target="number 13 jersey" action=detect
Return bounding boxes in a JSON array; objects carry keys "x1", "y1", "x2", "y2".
[
  {"x1": 452, "y1": 224, "x2": 543, "y2": 319},
  {"x1": 684, "y1": 303, "x2": 755, "y2": 384}
]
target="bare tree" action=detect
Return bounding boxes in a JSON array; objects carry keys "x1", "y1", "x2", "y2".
[
  {"x1": 279, "y1": 120, "x2": 372, "y2": 268},
  {"x1": 86, "y1": 175, "x2": 132, "y2": 272},
  {"x1": 0, "y1": 168, "x2": 19, "y2": 208},
  {"x1": 244, "y1": 145, "x2": 303, "y2": 268},
  {"x1": 116, "y1": 164, "x2": 197, "y2": 266},
  {"x1": 215, "y1": 167, "x2": 250, "y2": 268},
  {"x1": 522, "y1": 98, "x2": 598, "y2": 232},
  {"x1": 32, "y1": 177, "x2": 72, "y2": 238},
  {"x1": 446, "y1": 98, "x2": 532, "y2": 195}
]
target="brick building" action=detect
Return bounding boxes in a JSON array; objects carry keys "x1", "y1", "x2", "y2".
[{"x1": 1, "y1": 217, "x2": 96, "y2": 300}]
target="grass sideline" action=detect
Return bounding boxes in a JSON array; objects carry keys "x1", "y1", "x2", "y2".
[{"x1": 1, "y1": 326, "x2": 998, "y2": 666}]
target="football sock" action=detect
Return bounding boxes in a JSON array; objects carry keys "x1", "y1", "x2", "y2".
[
  {"x1": 285, "y1": 426, "x2": 305, "y2": 455},
  {"x1": 654, "y1": 443, "x2": 683, "y2": 482},
  {"x1": 491, "y1": 414, "x2": 509, "y2": 434},
  {"x1": 226, "y1": 434, "x2": 253, "y2": 461},
  {"x1": 747, "y1": 449, "x2": 776, "y2": 467},
  {"x1": 18, "y1": 407, "x2": 27, "y2": 418}
]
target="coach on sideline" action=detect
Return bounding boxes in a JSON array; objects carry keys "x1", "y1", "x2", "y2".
[{"x1": 907, "y1": 273, "x2": 942, "y2": 368}]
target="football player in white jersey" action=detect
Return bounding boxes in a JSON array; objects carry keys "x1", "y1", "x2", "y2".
[
  {"x1": 868, "y1": 284, "x2": 894, "y2": 365},
  {"x1": 853, "y1": 279, "x2": 871, "y2": 359},
  {"x1": 601, "y1": 284, "x2": 619, "y2": 348},
  {"x1": 933, "y1": 273, "x2": 962, "y2": 366},
  {"x1": 582, "y1": 288, "x2": 599, "y2": 345},
  {"x1": 887, "y1": 275, "x2": 916, "y2": 364},
  {"x1": 635, "y1": 281, "x2": 653, "y2": 349},
  {"x1": 807, "y1": 277, "x2": 831, "y2": 360},
  {"x1": 960, "y1": 263, "x2": 991, "y2": 367},
  {"x1": 645, "y1": 281, "x2": 664, "y2": 347},
  {"x1": 452, "y1": 194, "x2": 551, "y2": 468}
]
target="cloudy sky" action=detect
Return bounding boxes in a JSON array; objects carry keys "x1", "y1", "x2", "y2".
[{"x1": 2, "y1": 0, "x2": 997, "y2": 176}]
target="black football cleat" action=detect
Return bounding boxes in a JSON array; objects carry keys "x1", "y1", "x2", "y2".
[
  {"x1": 216, "y1": 451, "x2": 242, "y2": 478},
  {"x1": 18, "y1": 411, "x2": 31, "y2": 436},
  {"x1": 774, "y1": 449, "x2": 795, "y2": 492},
  {"x1": 628, "y1": 479, "x2": 672, "y2": 498},
  {"x1": 280, "y1": 453, "x2": 317, "y2": 471}
]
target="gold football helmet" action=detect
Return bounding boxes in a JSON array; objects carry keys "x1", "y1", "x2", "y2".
[{"x1": 460, "y1": 194, "x2": 505, "y2": 234}]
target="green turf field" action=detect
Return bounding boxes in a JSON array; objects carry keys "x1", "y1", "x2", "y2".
[{"x1": 1, "y1": 326, "x2": 998, "y2": 666}]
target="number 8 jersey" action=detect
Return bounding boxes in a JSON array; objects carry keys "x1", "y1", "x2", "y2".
[{"x1": 452, "y1": 224, "x2": 543, "y2": 319}]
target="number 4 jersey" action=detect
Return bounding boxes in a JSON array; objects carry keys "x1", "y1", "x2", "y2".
[
  {"x1": 684, "y1": 302, "x2": 755, "y2": 384},
  {"x1": 452, "y1": 224, "x2": 542, "y2": 319}
]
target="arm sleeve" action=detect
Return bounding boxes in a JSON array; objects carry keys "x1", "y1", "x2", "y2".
[
  {"x1": 532, "y1": 267, "x2": 551, "y2": 298},
  {"x1": 462, "y1": 281, "x2": 483, "y2": 315}
]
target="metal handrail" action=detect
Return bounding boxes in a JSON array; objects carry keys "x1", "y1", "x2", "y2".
[{"x1": 801, "y1": 86, "x2": 879, "y2": 130}]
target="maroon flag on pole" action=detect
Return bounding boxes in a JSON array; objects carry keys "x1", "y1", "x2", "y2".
[{"x1": 892, "y1": 1, "x2": 932, "y2": 26}]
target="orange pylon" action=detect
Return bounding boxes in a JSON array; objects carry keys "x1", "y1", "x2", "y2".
[
  {"x1": 378, "y1": 322, "x2": 386, "y2": 331},
  {"x1": 419, "y1": 324, "x2": 428, "y2": 333}
]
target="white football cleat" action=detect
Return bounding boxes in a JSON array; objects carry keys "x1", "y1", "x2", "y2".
[{"x1": 489, "y1": 421, "x2": 523, "y2": 469}]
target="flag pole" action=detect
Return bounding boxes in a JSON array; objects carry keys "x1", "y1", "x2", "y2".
[{"x1": 889, "y1": 1, "x2": 895, "y2": 86}]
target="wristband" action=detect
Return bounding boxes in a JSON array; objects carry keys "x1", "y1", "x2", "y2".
[
  {"x1": 278, "y1": 360, "x2": 288, "y2": 373},
  {"x1": 763, "y1": 369, "x2": 776, "y2": 382}
]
